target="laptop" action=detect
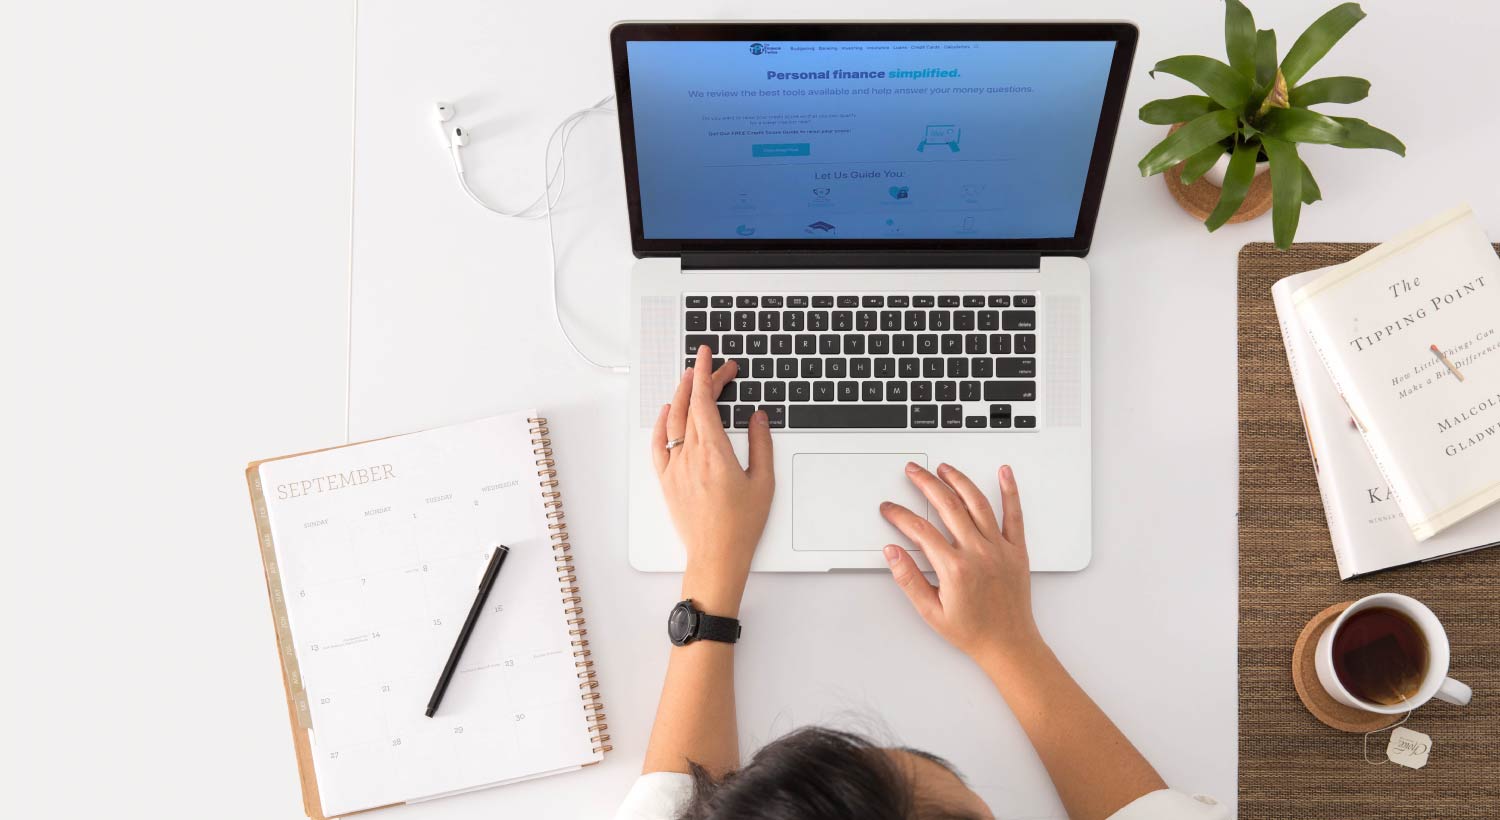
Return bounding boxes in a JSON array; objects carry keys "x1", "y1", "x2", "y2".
[{"x1": 610, "y1": 21, "x2": 1137, "y2": 572}]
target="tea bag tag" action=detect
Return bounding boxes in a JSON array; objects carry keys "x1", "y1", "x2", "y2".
[{"x1": 1386, "y1": 727, "x2": 1432, "y2": 769}]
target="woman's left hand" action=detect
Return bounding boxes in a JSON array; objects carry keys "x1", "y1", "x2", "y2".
[{"x1": 651, "y1": 345, "x2": 775, "y2": 613}]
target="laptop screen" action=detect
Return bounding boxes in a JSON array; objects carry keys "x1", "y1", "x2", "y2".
[{"x1": 613, "y1": 27, "x2": 1135, "y2": 253}]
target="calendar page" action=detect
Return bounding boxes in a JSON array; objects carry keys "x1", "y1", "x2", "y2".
[{"x1": 256, "y1": 411, "x2": 599, "y2": 816}]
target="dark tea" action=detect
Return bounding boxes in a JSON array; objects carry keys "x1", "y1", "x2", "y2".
[{"x1": 1331, "y1": 606, "x2": 1429, "y2": 705}]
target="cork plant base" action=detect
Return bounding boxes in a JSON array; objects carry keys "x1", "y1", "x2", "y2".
[
  {"x1": 1164, "y1": 160, "x2": 1273, "y2": 224},
  {"x1": 1291, "y1": 602, "x2": 1402, "y2": 733}
]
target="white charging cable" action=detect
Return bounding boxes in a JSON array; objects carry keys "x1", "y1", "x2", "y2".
[{"x1": 436, "y1": 96, "x2": 629, "y2": 373}]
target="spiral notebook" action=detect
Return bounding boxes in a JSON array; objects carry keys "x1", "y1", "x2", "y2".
[{"x1": 246, "y1": 410, "x2": 609, "y2": 818}]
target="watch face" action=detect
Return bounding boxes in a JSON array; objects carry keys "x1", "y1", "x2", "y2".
[{"x1": 668, "y1": 602, "x2": 697, "y2": 645}]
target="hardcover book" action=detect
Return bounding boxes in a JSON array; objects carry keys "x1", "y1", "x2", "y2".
[{"x1": 1292, "y1": 206, "x2": 1500, "y2": 540}]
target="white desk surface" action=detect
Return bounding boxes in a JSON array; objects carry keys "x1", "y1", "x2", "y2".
[{"x1": 7, "y1": 1, "x2": 1499, "y2": 818}]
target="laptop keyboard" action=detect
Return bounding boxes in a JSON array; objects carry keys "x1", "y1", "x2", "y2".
[{"x1": 682, "y1": 293, "x2": 1038, "y2": 430}]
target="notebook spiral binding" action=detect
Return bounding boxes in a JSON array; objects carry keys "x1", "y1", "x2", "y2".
[{"x1": 530, "y1": 417, "x2": 612, "y2": 755}]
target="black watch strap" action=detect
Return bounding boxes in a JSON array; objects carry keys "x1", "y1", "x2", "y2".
[{"x1": 697, "y1": 612, "x2": 742, "y2": 644}]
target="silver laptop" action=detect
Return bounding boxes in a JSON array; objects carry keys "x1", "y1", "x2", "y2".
[{"x1": 611, "y1": 21, "x2": 1137, "y2": 572}]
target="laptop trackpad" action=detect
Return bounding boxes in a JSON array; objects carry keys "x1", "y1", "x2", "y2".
[{"x1": 792, "y1": 453, "x2": 929, "y2": 551}]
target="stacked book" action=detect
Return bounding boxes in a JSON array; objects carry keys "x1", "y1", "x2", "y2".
[{"x1": 1272, "y1": 205, "x2": 1500, "y2": 578}]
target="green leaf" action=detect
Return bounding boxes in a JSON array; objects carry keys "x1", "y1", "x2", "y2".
[
  {"x1": 1291, "y1": 76, "x2": 1370, "y2": 106},
  {"x1": 1281, "y1": 3, "x2": 1366, "y2": 85},
  {"x1": 1300, "y1": 159, "x2": 1323, "y2": 204},
  {"x1": 1205, "y1": 141, "x2": 1259, "y2": 231},
  {"x1": 1138, "y1": 109, "x2": 1241, "y2": 176},
  {"x1": 1261, "y1": 136, "x2": 1303, "y2": 249},
  {"x1": 1253, "y1": 29, "x2": 1279, "y2": 91},
  {"x1": 1151, "y1": 55, "x2": 1252, "y2": 111},
  {"x1": 1224, "y1": 0, "x2": 1258, "y2": 78},
  {"x1": 1330, "y1": 116, "x2": 1406, "y2": 155},
  {"x1": 1139, "y1": 95, "x2": 1221, "y2": 125},
  {"x1": 1181, "y1": 142, "x2": 1228, "y2": 185},
  {"x1": 1257, "y1": 107, "x2": 1350, "y2": 144}
]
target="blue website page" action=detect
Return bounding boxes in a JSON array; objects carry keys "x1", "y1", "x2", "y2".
[{"x1": 625, "y1": 39, "x2": 1115, "y2": 240}]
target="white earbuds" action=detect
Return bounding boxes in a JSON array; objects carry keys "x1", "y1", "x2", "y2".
[{"x1": 434, "y1": 100, "x2": 468, "y2": 174}]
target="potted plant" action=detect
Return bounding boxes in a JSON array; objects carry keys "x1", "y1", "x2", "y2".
[{"x1": 1137, "y1": 1, "x2": 1404, "y2": 248}]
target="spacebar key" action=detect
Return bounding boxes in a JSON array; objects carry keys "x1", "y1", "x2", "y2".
[{"x1": 790, "y1": 405, "x2": 907, "y2": 428}]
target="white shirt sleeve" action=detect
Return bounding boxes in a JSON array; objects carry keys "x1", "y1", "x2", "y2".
[
  {"x1": 612, "y1": 774, "x2": 1227, "y2": 820},
  {"x1": 613, "y1": 772, "x2": 696, "y2": 820},
  {"x1": 1107, "y1": 789, "x2": 1231, "y2": 820}
]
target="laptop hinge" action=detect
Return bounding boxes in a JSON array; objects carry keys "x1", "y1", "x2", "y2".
[{"x1": 679, "y1": 251, "x2": 1043, "y2": 271}]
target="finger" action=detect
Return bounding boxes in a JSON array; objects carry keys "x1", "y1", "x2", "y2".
[
  {"x1": 650, "y1": 403, "x2": 670, "y2": 476},
  {"x1": 879, "y1": 500, "x2": 957, "y2": 567},
  {"x1": 745, "y1": 409, "x2": 774, "y2": 485},
  {"x1": 884, "y1": 545, "x2": 941, "y2": 623},
  {"x1": 998, "y1": 464, "x2": 1027, "y2": 548},
  {"x1": 666, "y1": 366, "x2": 693, "y2": 446},
  {"x1": 687, "y1": 346, "x2": 725, "y2": 439},
  {"x1": 936, "y1": 463, "x2": 1001, "y2": 542},
  {"x1": 903, "y1": 462, "x2": 982, "y2": 546}
]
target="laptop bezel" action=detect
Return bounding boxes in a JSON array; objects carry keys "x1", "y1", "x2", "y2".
[{"x1": 609, "y1": 20, "x2": 1138, "y2": 261}]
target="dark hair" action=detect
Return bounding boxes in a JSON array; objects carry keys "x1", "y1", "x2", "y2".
[{"x1": 677, "y1": 727, "x2": 981, "y2": 820}]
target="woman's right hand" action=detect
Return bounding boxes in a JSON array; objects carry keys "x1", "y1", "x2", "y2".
[{"x1": 879, "y1": 462, "x2": 1043, "y2": 666}]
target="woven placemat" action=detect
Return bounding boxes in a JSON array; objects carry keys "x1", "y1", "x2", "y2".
[{"x1": 1238, "y1": 242, "x2": 1500, "y2": 818}]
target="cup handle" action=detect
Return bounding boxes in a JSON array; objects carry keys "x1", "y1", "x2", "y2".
[{"x1": 1435, "y1": 676, "x2": 1473, "y2": 706}]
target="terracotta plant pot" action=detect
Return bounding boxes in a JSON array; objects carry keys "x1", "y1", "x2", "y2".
[{"x1": 1162, "y1": 122, "x2": 1273, "y2": 225}]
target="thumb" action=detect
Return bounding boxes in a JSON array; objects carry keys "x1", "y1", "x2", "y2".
[
  {"x1": 746, "y1": 409, "x2": 775, "y2": 487},
  {"x1": 884, "y1": 545, "x2": 940, "y2": 622}
]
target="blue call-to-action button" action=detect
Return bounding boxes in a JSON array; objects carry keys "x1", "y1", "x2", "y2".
[{"x1": 751, "y1": 143, "x2": 810, "y2": 158}]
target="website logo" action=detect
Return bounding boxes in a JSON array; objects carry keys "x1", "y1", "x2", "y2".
[
  {"x1": 747, "y1": 42, "x2": 780, "y2": 56},
  {"x1": 805, "y1": 221, "x2": 836, "y2": 234},
  {"x1": 888, "y1": 186, "x2": 910, "y2": 200},
  {"x1": 811, "y1": 187, "x2": 831, "y2": 203},
  {"x1": 735, "y1": 224, "x2": 756, "y2": 237}
]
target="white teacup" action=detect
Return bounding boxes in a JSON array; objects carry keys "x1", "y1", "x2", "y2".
[{"x1": 1315, "y1": 593, "x2": 1473, "y2": 715}]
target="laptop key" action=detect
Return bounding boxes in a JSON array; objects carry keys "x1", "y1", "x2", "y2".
[
  {"x1": 994, "y1": 358, "x2": 1036, "y2": 378},
  {"x1": 740, "y1": 381, "x2": 762, "y2": 402},
  {"x1": 761, "y1": 296, "x2": 784, "y2": 308},
  {"x1": 801, "y1": 359, "x2": 822, "y2": 378},
  {"x1": 837, "y1": 381, "x2": 858, "y2": 401},
  {"x1": 787, "y1": 295, "x2": 809, "y2": 308},
  {"x1": 759, "y1": 405, "x2": 787, "y2": 428},
  {"x1": 869, "y1": 334, "x2": 890, "y2": 354},
  {"x1": 686, "y1": 295, "x2": 708, "y2": 308},
  {"x1": 711, "y1": 295, "x2": 733, "y2": 308},
  {"x1": 964, "y1": 416, "x2": 987, "y2": 428},
  {"x1": 991, "y1": 334, "x2": 1012, "y2": 354},
  {"x1": 777, "y1": 357, "x2": 799, "y2": 378},
  {"x1": 718, "y1": 380, "x2": 736, "y2": 403},
  {"x1": 886, "y1": 381, "x2": 908, "y2": 401},
  {"x1": 826, "y1": 358, "x2": 847, "y2": 379},
  {"x1": 936, "y1": 381, "x2": 957, "y2": 402},
  {"x1": 1015, "y1": 295, "x2": 1037, "y2": 308},
  {"x1": 893, "y1": 334, "x2": 914, "y2": 354},
  {"x1": 913, "y1": 295, "x2": 935, "y2": 307},
  {"x1": 965, "y1": 334, "x2": 986, "y2": 355},
  {"x1": 789, "y1": 405, "x2": 907, "y2": 428},
  {"x1": 795, "y1": 334, "x2": 817, "y2": 355},
  {"x1": 912, "y1": 381, "x2": 933, "y2": 402},
  {"x1": 930, "y1": 310, "x2": 951, "y2": 331},
  {"x1": 988, "y1": 295, "x2": 1010, "y2": 308},
  {"x1": 898, "y1": 358, "x2": 920, "y2": 378},
  {"x1": 954, "y1": 310, "x2": 975, "y2": 331},
  {"x1": 685, "y1": 335, "x2": 717, "y2": 354},
  {"x1": 978, "y1": 310, "x2": 999, "y2": 331},
  {"x1": 813, "y1": 381, "x2": 836, "y2": 402},
  {"x1": 733, "y1": 405, "x2": 754, "y2": 428},
  {"x1": 771, "y1": 334, "x2": 792, "y2": 355},
  {"x1": 941, "y1": 404, "x2": 964, "y2": 428},
  {"x1": 851, "y1": 358, "x2": 871, "y2": 378},
  {"x1": 758, "y1": 312, "x2": 780, "y2": 332},
  {"x1": 923, "y1": 358, "x2": 945, "y2": 379},
  {"x1": 765, "y1": 381, "x2": 787, "y2": 402},
  {"x1": 783, "y1": 311, "x2": 804, "y2": 331},
  {"x1": 731, "y1": 356, "x2": 749, "y2": 375},
  {"x1": 790, "y1": 381, "x2": 811, "y2": 402},
  {"x1": 722, "y1": 334, "x2": 744, "y2": 355},
  {"x1": 984, "y1": 381, "x2": 1037, "y2": 402},
  {"x1": 881, "y1": 311, "x2": 902, "y2": 331},
  {"x1": 856, "y1": 311, "x2": 877, "y2": 331},
  {"x1": 752, "y1": 358, "x2": 773, "y2": 378},
  {"x1": 972, "y1": 357, "x2": 993, "y2": 378},
  {"x1": 812, "y1": 295, "x2": 834, "y2": 308},
  {"x1": 717, "y1": 405, "x2": 731, "y2": 428},
  {"x1": 874, "y1": 358, "x2": 896, "y2": 379},
  {"x1": 737, "y1": 296, "x2": 758, "y2": 308},
  {"x1": 962, "y1": 295, "x2": 985, "y2": 307},
  {"x1": 844, "y1": 335, "x2": 865, "y2": 355},
  {"x1": 888, "y1": 295, "x2": 910, "y2": 308},
  {"x1": 808, "y1": 311, "x2": 829, "y2": 331},
  {"x1": 862, "y1": 381, "x2": 883, "y2": 402},
  {"x1": 917, "y1": 335, "x2": 938, "y2": 354},
  {"x1": 945, "y1": 358, "x2": 967, "y2": 378},
  {"x1": 735, "y1": 311, "x2": 756, "y2": 331},
  {"x1": 1002, "y1": 310, "x2": 1036, "y2": 331},
  {"x1": 960, "y1": 381, "x2": 981, "y2": 402},
  {"x1": 819, "y1": 334, "x2": 841, "y2": 355},
  {"x1": 747, "y1": 335, "x2": 767, "y2": 355},
  {"x1": 904, "y1": 311, "x2": 926, "y2": 331},
  {"x1": 1016, "y1": 416, "x2": 1037, "y2": 429},
  {"x1": 911, "y1": 404, "x2": 939, "y2": 428},
  {"x1": 686, "y1": 311, "x2": 707, "y2": 331},
  {"x1": 837, "y1": 295, "x2": 859, "y2": 308},
  {"x1": 710, "y1": 311, "x2": 732, "y2": 331},
  {"x1": 939, "y1": 295, "x2": 961, "y2": 307},
  {"x1": 862, "y1": 295, "x2": 884, "y2": 307},
  {"x1": 941, "y1": 334, "x2": 963, "y2": 355},
  {"x1": 1016, "y1": 334, "x2": 1036, "y2": 355},
  {"x1": 833, "y1": 311, "x2": 853, "y2": 331}
]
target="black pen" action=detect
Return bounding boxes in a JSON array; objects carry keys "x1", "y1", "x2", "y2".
[{"x1": 426, "y1": 545, "x2": 509, "y2": 717}]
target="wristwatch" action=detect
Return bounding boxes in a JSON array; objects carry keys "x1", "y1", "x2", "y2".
[{"x1": 668, "y1": 599, "x2": 741, "y2": 646}]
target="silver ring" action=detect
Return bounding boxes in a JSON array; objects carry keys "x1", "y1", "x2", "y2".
[{"x1": 665, "y1": 437, "x2": 685, "y2": 451}]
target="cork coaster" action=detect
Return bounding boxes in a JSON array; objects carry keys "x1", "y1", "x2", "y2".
[
  {"x1": 1291, "y1": 602, "x2": 1398, "y2": 733},
  {"x1": 1164, "y1": 161, "x2": 1272, "y2": 224}
]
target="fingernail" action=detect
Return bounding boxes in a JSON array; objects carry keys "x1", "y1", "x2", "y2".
[
  {"x1": 698, "y1": 344, "x2": 711, "y2": 355},
  {"x1": 905, "y1": 461, "x2": 921, "y2": 474},
  {"x1": 936, "y1": 462, "x2": 950, "y2": 474},
  {"x1": 1001, "y1": 464, "x2": 1014, "y2": 483},
  {"x1": 879, "y1": 501, "x2": 892, "y2": 511},
  {"x1": 753, "y1": 410, "x2": 767, "y2": 425},
  {"x1": 883, "y1": 545, "x2": 901, "y2": 565},
  {"x1": 662, "y1": 403, "x2": 671, "y2": 413}
]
